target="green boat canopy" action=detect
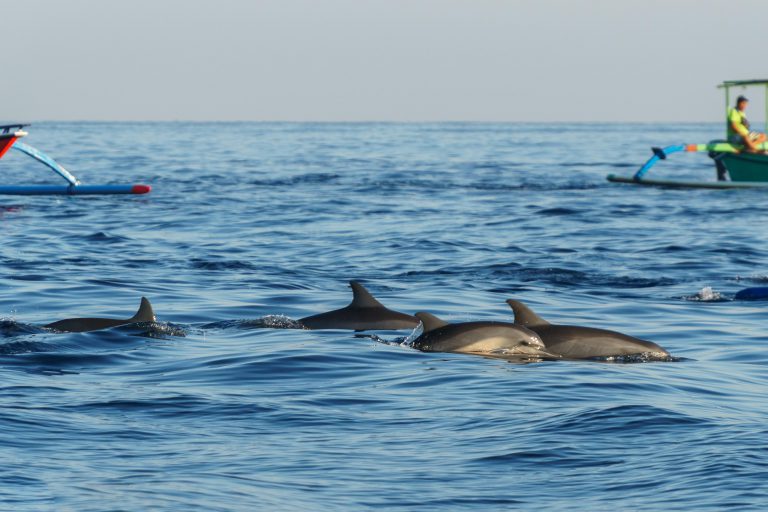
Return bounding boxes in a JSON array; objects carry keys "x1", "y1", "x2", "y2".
[{"x1": 718, "y1": 79, "x2": 768, "y2": 88}]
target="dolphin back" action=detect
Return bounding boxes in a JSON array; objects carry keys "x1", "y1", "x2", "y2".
[
  {"x1": 45, "y1": 296, "x2": 156, "y2": 333},
  {"x1": 299, "y1": 281, "x2": 417, "y2": 330},
  {"x1": 300, "y1": 306, "x2": 418, "y2": 330},
  {"x1": 532, "y1": 325, "x2": 670, "y2": 359}
]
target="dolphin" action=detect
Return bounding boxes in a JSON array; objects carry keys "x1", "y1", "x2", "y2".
[
  {"x1": 44, "y1": 297, "x2": 156, "y2": 333},
  {"x1": 734, "y1": 286, "x2": 768, "y2": 300},
  {"x1": 411, "y1": 311, "x2": 554, "y2": 358},
  {"x1": 505, "y1": 299, "x2": 670, "y2": 359},
  {"x1": 299, "y1": 281, "x2": 419, "y2": 331}
]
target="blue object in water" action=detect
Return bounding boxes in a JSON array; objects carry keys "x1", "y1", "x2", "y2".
[
  {"x1": 0, "y1": 133, "x2": 150, "y2": 195},
  {"x1": 0, "y1": 184, "x2": 150, "y2": 195},
  {"x1": 734, "y1": 287, "x2": 768, "y2": 300}
]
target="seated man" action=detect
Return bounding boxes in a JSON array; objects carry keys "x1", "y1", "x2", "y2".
[{"x1": 728, "y1": 95, "x2": 766, "y2": 151}]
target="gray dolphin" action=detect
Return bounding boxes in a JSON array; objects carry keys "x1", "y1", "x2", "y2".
[
  {"x1": 411, "y1": 311, "x2": 554, "y2": 357},
  {"x1": 506, "y1": 299, "x2": 670, "y2": 359},
  {"x1": 299, "y1": 281, "x2": 419, "y2": 331},
  {"x1": 44, "y1": 297, "x2": 156, "y2": 333}
]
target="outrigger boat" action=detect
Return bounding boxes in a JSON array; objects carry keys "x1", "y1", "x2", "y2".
[
  {"x1": 608, "y1": 79, "x2": 768, "y2": 189},
  {"x1": 0, "y1": 124, "x2": 150, "y2": 195}
]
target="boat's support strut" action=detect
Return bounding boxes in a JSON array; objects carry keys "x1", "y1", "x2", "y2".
[
  {"x1": 633, "y1": 145, "x2": 686, "y2": 180},
  {"x1": 12, "y1": 141, "x2": 80, "y2": 185}
]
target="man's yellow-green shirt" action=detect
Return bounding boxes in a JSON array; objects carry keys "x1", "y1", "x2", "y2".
[{"x1": 728, "y1": 107, "x2": 750, "y2": 138}]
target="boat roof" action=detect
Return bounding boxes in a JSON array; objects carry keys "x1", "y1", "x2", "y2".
[
  {"x1": 0, "y1": 123, "x2": 30, "y2": 134},
  {"x1": 718, "y1": 79, "x2": 768, "y2": 88}
]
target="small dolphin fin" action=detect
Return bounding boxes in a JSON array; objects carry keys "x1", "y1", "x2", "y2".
[
  {"x1": 349, "y1": 281, "x2": 385, "y2": 308},
  {"x1": 505, "y1": 299, "x2": 550, "y2": 327},
  {"x1": 415, "y1": 312, "x2": 449, "y2": 333},
  {"x1": 130, "y1": 297, "x2": 156, "y2": 323}
]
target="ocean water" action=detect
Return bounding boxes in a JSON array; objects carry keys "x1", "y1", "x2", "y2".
[{"x1": 1, "y1": 122, "x2": 767, "y2": 511}]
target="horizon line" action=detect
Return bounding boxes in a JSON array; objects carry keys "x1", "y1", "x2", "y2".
[{"x1": 4, "y1": 119, "x2": 728, "y2": 125}]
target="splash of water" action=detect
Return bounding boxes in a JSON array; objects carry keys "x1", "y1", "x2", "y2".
[{"x1": 683, "y1": 286, "x2": 726, "y2": 302}]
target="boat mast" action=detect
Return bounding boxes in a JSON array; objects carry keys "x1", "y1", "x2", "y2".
[
  {"x1": 765, "y1": 83, "x2": 768, "y2": 133},
  {"x1": 724, "y1": 83, "x2": 730, "y2": 137}
]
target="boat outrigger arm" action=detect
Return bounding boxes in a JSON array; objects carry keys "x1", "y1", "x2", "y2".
[
  {"x1": 13, "y1": 141, "x2": 80, "y2": 186},
  {"x1": 0, "y1": 124, "x2": 150, "y2": 196}
]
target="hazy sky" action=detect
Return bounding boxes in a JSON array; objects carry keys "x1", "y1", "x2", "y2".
[{"x1": 1, "y1": 0, "x2": 765, "y2": 122}]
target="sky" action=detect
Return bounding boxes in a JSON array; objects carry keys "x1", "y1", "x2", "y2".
[{"x1": 1, "y1": 0, "x2": 766, "y2": 122}]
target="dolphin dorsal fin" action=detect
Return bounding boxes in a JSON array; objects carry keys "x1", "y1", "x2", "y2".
[
  {"x1": 349, "y1": 281, "x2": 385, "y2": 308},
  {"x1": 506, "y1": 299, "x2": 550, "y2": 326},
  {"x1": 415, "y1": 312, "x2": 449, "y2": 333},
  {"x1": 131, "y1": 297, "x2": 156, "y2": 322}
]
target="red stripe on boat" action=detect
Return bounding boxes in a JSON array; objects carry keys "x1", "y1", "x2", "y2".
[{"x1": 0, "y1": 136, "x2": 17, "y2": 159}]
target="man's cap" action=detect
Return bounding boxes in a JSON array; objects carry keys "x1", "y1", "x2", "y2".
[{"x1": 737, "y1": 95, "x2": 749, "y2": 103}]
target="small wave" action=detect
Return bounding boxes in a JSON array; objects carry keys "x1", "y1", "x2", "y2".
[
  {"x1": 1, "y1": 319, "x2": 183, "y2": 354},
  {"x1": 0, "y1": 205, "x2": 23, "y2": 216},
  {"x1": 363, "y1": 178, "x2": 600, "y2": 193},
  {"x1": 142, "y1": 321, "x2": 187, "y2": 338},
  {"x1": 516, "y1": 267, "x2": 675, "y2": 289},
  {"x1": 75, "y1": 231, "x2": 132, "y2": 243},
  {"x1": 558, "y1": 161, "x2": 635, "y2": 168},
  {"x1": 483, "y1": 353, "x2": 557, "y2": 364},
  {"x1": 639, "y1": 244, "x2": 692, "y2": 254},
  {"x1": 401, "y1": 265, "x2": 675, "y2": 289},
  {"x1": 0, "y1": 340, "x2": 59, "y2": 355},
  {"x1": 42, "y1": 321, "x2": 185, "y2": 339},
  {"x1": 250, "y1": 172, "x2": 340, "y2": 186},
  {"x1": 540, "y1": 404, "x2": 709, "y2": 436},
  {"x1": 474, "y1": 447, "x2": 621, "y2": 468},
  {"x1": 252, "y1": 315, "x2": 304, "y2": 329},
  {"x1": 0, "y1": 319, "x2": 46, "y2": 338},
  {"x1": 353, "y1": 333, "x2": 412, "y2": 346},
  {"x1": 87, "y1": 321, "x2": 186, "y2": 339},
  {"x1": 200, "y1": 315, "x2": 304, "y2": 330},
  {"x1": 733, "y1": 274, "x2": 768, "y2": 284},
  {"x1": 536, "y1": 207, "x2": 582, "y2": 216},
  {"x1": 189, "y1": 258, "x2": 258, "y2": 271},
  {"x1": 8, "y1": 274, "x2": 49, "y2": 282},
  {"x1": 595, "y1": 352, "x2": 682, "y2": 363}
]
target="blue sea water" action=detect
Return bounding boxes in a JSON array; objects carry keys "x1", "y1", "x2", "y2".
[{"x1": 1, "y1": 122, "x2": 767, "y2": 511}]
